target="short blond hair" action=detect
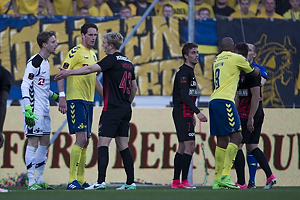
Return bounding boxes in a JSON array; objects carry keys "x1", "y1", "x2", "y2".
[{"x1": 103, "y1": 32, "x2": 123, "y2": 50}]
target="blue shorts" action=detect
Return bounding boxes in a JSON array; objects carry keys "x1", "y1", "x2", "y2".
[
  {"x1": 67, "y1": 100, "x2": 94, "y2": 137},
  {"x1": 209, "y1": 99, "x2": 241, "y2": 136}
]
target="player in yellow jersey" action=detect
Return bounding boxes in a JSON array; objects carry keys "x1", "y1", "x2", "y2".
[
  {"x1": 57, "y1": 23, "x2": 103, "y2": 190},
  {"x1": 210, "y1": 37, "x2": 260, "y2": 189}
]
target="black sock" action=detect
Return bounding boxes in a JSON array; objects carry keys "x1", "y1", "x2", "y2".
[
  {"x1": 251, "y1": 148, "x2": 272, "y2": 178},
  {"x1": 235, "y1": 149, "x2": 245, "y2": 185},
  {"x1": 181, "y1": 153, "x2": 192, "y2": 181},
  {"x1": 97, "y1": 146, "x2": 109, "y2": 183},
  {"x1": 120, "y1": 147, "x2": 134, "y2": 185},
  {"x1": 173, "y1": 152, "x2": 182, "y2": 180}
]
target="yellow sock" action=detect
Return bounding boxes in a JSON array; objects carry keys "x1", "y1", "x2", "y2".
[
  {"x1": 222, "y1": 142, "x2": 238, "y2": 176},
  {"x1": 77, "y1": 148, "x2": 87, "y2": 185},
  {"x1": 69, "y1": 145, "x2": 83, "y2": 183},
  {"x1": 214, "y1": 146, "x2": 226, "y2": 181}
]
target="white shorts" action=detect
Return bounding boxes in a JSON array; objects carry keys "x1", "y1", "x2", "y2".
[{"x1": 23, "y1": 113, "x2": 51, "y2": 137}]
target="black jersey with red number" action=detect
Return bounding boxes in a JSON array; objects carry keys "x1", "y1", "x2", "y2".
[
  {"x1": 98, "y1": 52, "x2": 135, "y2": 111},
  {"x1": 237, "y1": 70, "x2": 263, "y2": 119},
  {"x1": 172, "y1": 64, "x2": 200, "y2": 118}
]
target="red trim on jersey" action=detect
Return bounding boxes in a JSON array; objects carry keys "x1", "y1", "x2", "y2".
[
  {"x1": 182, "y1": 100, "x2": 193, "y2": 118},
  {"x1": 239, "y1": 97, "x2": 251, "y2": 119},
  {"x1": 103, "y1": 77, "x2": 109, "y2": 111}
]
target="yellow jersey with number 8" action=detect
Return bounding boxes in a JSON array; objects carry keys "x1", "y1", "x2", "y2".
[{"x1": 210, "y1": 51, "x2": 254, "y2": 102}]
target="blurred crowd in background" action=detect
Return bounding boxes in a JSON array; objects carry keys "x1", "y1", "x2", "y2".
[{"x1": 0, "y1": 0, "x2": 298, "y2": 21}]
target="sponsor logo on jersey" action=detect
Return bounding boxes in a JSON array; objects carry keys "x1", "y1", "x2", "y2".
[
  {"x1": 28, "y1": 73, "x2": 34, "y2": 80},
  {"x1": 38, "y1": 78, "x2": 45, "y2": 85},
  {"x1": 84, "y1": 56, "x2": 89, "y2": 59},
  {"x1": 63, "y1": 62, "x2": 69, "y2": 69},
  {"x1": 180, "y1": 77, "x2": 187, "y2": 83},
  {"x1": 238, "y1": 89, "x2": 248, "y2": 96},
  {"x1": 189, "y1": 88, "x2": 198, "y2": 96},
  {"x1": 116, "y1": 56, "x2": 131, "y2": 63},
  {"x1": 188, "y1": 132, "x2": 195, "y2": 137},
  {"x1": 82, "y1": 64, "x2": 88, "y2": 67}
]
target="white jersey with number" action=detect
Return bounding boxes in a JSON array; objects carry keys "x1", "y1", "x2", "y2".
[{"x1": 21, "y1": 53, "x2": 51, "y2": 136}]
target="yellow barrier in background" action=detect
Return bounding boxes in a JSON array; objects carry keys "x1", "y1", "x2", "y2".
[{"x1": 1, "y1": 107, "x2": 299, "y2": 186}]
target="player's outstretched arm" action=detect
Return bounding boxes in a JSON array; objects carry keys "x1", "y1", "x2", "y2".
[
  {"x1": 54, "y1": 63, "x2": 102, "y2": 80},
  {"x1": 57, "y1": 79, "x2": 67, "y2": 114}
]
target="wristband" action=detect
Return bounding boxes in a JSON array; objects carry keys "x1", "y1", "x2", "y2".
[{"x1": 59, "y1": 92, "x2": 65, "y2": 97}]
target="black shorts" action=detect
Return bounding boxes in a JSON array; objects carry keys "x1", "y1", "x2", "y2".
[
  {"x1": 173, "y1": 117, "x2": 195, "y2": 142},
  {"x1": 98, "y1": 110, "x2": 132, "y2": 138},
  {"x1": 241, "y1": 115, "x2": 264, "y2": 144}
]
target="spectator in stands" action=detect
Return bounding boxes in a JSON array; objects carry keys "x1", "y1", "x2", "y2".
[
  {"x1": 153, "y1": 0, "x2": 166, "y2": 15},
  {"x1": 107, "y1": 0, "x2": 126, "y2": 17},
  {"x1": 283, "y1": 0, "x2": 300, "y2": 20},
  {"x1": 257, "y1": 0, "x2": 283, "y2": 19},
  {"x1": 213, "y1": 0, "x2": 235, "y2": 19},
  {"x1": 77, "y1": 0, "x2": 94, "y2": 10},
  {"x1": 120, "y1": 5, "x2": 133, "y2": 18},
  {"x1": 125, "y1": 0, "x2": 137, "y2": 15},
  {"x1": 81, "y1": 0, "x2": 99, "y2": 16},
  {"x1": 38, "y1": 0, "x2": 54, "y2": 17},
  {"x1": 12, "y1": 0, "x2": 39, "y2": 17},
  {"x1": 159, "y1": 0, "x2": 188, "y2": 19},
  {"x1": 234, "y1": 0, "x2": 265, "y2": 15},
  {"x1": 49, "y1": 0, "x2": 77, "y2": 16},
  {"x1": 95, "y1": 0, "x2": 113, "y2": 16},
  {"x1": 0, "y1": 0, "x2": 14, "y2": 15},
  {"x1": 134, "y1": 0, "x2": 155, "y2": 16},
  {"x1": 194, "y1": 0, "x2": 215, "y2": 18},
  {"x1": 162, "y1": 3, "x2": 173, "y2": 17},
  {"x1": 78, "y1": 6, "x2": 90, "y2": 16},
  {"x1": 195, "y1": 7, "x2": 210, "y2": 20},
  {"x1": 229, "y1": 0, "x2": 256, "y2": 19}
]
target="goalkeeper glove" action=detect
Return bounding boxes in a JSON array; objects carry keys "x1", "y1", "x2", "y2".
[
  {"x1": 24, "y1": 105, "x2": 39, "y2": 127},
  {"x1": 51, "y1": 92, "x2": 59, "y2": 102}
]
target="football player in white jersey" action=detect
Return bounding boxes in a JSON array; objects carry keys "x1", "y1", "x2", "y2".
[{"x1": 21, "y1": 30, "x2": 58, "y2": 190}]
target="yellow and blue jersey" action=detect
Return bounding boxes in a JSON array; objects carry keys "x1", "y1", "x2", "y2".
[
  {"x1": 62, "y1": 44, "x2": 97, "y2": 102},
  {"x1": 210, "y1": 51, "x2": 254, "y2": 102}
]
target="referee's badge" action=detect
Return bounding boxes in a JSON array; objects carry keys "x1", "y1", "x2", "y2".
[{"x1": 180, "y1": 77, "x2": 187, "y2": 83}]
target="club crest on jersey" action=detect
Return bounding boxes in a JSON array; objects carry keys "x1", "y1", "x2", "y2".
[
  {"x1": 181, "y1": 77, "x2": 187, "y2": 83},
  {"x1": 63, "y1": 62, "x2": 69, "y2": 69},
  {"x1": 28, "y1": 73, "x2": 34, "y2": 80}
]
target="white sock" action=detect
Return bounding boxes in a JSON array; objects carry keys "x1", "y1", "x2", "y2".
[
  {"x1": 35, "y1": 145, "x2": 49, "y2": 184},
  {"x1": 25, "y1": 146, "x2": 37, "y2": 186}
]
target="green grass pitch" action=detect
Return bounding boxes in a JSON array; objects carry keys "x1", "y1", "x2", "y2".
[{"x1": 1, "y1": 185, "x2": 300, "y2": 200}]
